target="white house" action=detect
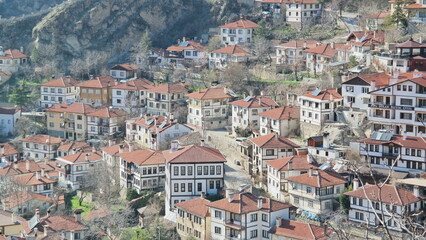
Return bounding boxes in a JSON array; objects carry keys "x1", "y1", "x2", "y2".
[
  {"x1": 166, "y1": 40, "x2": 207, "y2": 65},
  {"x1": 11, "y1": 171, "x2": 57, "y2": 196},
  {"x1": 286, "y1": 169, "x2": 347, "y2": 215},
  {"x1": 101, "y1": 143, "x2": 129, "y2": 185},
  {"x1": 275, "y1": 40, "x2": 318, "y2": 69},
  {"x1": 208, "y1": 191, "x2": 291, "y2": 240},
  {"x1": 230, "y1": 96, "x2": 278, "y2": 136},
  {"x1": 304, "y1": 43, "x2": 351, "y2": 74},
  {"x1": 40, "y1": 76, "x2": 79, "y2": 108},
  {"x1": 258, "y1": 106, "x2": 300, "y2": 137},
  {"x1": 109, "y1": 63, "x2": 139, "y2": 80},
  {"x1": 0, "y1": 107, "x2": 21, "y2": 136},
  {"x1": 0, "y1": 142, "x2": 19, "y2": 163},
  {"x1": 86, "y1": 107, "x2": 128, "y2": 139},
  {"x1": 285, "y1": 1, "x2": 322, "y2": 23},
  {"x1": 345, "y1": 181, "x2": 424, "y2": 232},
  {"x1": 118, "y1": 149, "x2": 166, "y2": 193},
  {"x1": 209, "y1": 45, "x2": 251, "y2": 69},
  {"x1": 21, "y1": 135, "x2": 65, "y2": 161},
  {"x1": 266, "y1": 154, "x2": 318, "y2": 201},
  {"x1": 219, "y1": 18, "x2": 259, "y2": 46},
  {"x1": 404, "y1": 0, "x2": 426, "y2": 23},
  {"x1": 163, "y1": 141, "x2": 227, "y2": 218},
  {"x1": 0, "y1": 47, "x2": 29, "y2": 73},
  {"x1": 146, "y1": 82, "x2": 188, "y2": 117},
  {"x1": 111, "y1": 78, "x2": 155, "y2": 114}
]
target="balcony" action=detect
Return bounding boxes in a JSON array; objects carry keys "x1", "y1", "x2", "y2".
[
  {"x1": 225, "y1": 219, "x2": 244, "y2": 230},
  {"x1": 100, "y1": 120, "x2": 110, "y2": 126}
]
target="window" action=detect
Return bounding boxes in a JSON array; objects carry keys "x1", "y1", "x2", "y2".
[
  {"x1": 347, "y1": 96, "x2": 355, "y2": 103},
  {"x1": 204, "y1": 166, "x2": 208, "y2": 175},
  {"x1": 188, "y1": 183, "x2": 193, "y2": 192},
  {"x1": 216, "y1": 166, "x2": 221, "y2": 175},
  {"x1": 174, "y1": 183, "x2": 179, "y2": 192},
  {"x1": 250, "y1": 230, "x2": 258, "y2": 238},
  {"x1": 294, "y1": 196, "x2": 299, "y2": 204},
  {"x1": 250, "y1": 213, "x2": 257, "y2": 222},
  {"x1": 117, "y1": 91, "x2": 122, "y2": 95},
  {"x1": 362, "y1": 87, "x2": 369, "y2": 93},
  {"x1": 74, "y1": 233, "x2": 81, "y2": 239},
  {"x1": 209, "y1": 181, "x2": 214, "y2": 189},
  {"x1": 262, "y1": 213, "x2": 268, "y2": 222},
  {"x1": 401, "y1": 98, "x2": 413, "y2": 106},
  {"x1": 181, "y1": 183, "x2": 185, "y2": 192},
  {"x1": 307, "y1": 187, "x2": 312, "y2": 193},
  {"x1": 266, "y1": 149, "x2": 274, "y2": 156},
  {"x1": 174, "y1": 166, "x2": 179, "y2": 175},
  {"x1": 214, "y1": 227, "x2": 221, "y2": 234},
  {"x1": 346, "y1": 86, "x2": 354, "y2": 92},
  {"x1": 188, "y1": 166, "x2": 193, "y2": 175},
  {"x1": 49, "y1": 122, "x2": 54, "y2": 127},
  {"x1": 181, "y1": 166, "x2": 186, "y2": 176},
  {"x1": 215, "y1": 210, "x2": 222, "y2": 219},
  {"x1": 400, "y1": 112, "x2": 412, "y2": 120},
  {"x1": 262, "y1": 230, "x2": 268, "y2": 238},
  {"x1": 308, "y1": 200, "x2": 313, "y2": 207},
  {"x1": 352, "y1": 197, "x2": 357, "y2": 205},
  {"x1": 210, "y1": 166, "x2": 215, "y2": 175},
  {"x1": 197, "y1": 166, "x2": 202, "y2": 175},
  {"x1": 197, "y1": 182, "x2": 202, "y2": 191}
]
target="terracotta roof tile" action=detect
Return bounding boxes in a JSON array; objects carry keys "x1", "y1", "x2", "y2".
[
  {"x1": 148, "y1": 82, "x2": 188, "y2": 94},
  {"x1": 133, "y1": 115, "x2": 184, "y2": 133},
  {"x1": 186, "y1": 87, "x2": 233, "y2": 100},
  {"x1": 209, "y1": 192, "x2": 290, "y2": 214},
  {"x1": 404, "y1": 3, "x2": 426, "y2": 9},
  {"x1": 258, "y1": 106, "x2": 300, "y2": 120},
  {"x1": 21, "y1": 135, "x2": 65, "y2": 144},
  {"x1": 231, "y1": 96, "x2": 277, "y2": 108},
  {"x1": 345, "y1": 184, "x2": 423, "y2": 206},
  {"x1": 26, "y1": 215, "x2": 87, "y2": 234},
  {"x1": 77, "y1": 76, "x2": 115, "y2": 88},
  {"x1": 219, "y1": 19, "x2": 259, "y2": 29},
  {"x1": 101, "y1": 144, "x2": 129, "y2": 156},
  {"x1": 175, "y1": 197, "x2": 211, "y2": 217},
  {"x1": 250, "y1": 133, "x2": 299, "y2": 148},
  {"x1": 162, "y1": 145, "x2": 226, "y2": 164},
  {"x1": 277, "y1": 40, "x2": 319, "y2": 49},
  {"x1": 87, "y1": 107, "x2": 128, "y2": 118},
  {"x1": 58, "y1": 151, "x2": 102, "y2": 163},
  {"x1": 45, "y1": 102, "x2": 95, "y2": 114},
  {"x1": 212, "y1": 45, "x2": 250, "y2": 56},
  {"x1": 41, "y1": 77, "x2": 78, "y2": 87},
  {"x1": 111, "y1": 63, "x2": 139, "y2": 71},
  {"x1": 11, "y1": 172, "x2": 57, "y2": 186},
  {"x1": 271, "y1": 220, "x2": 332, "y2": 240},
  {"x1": 0, "y1": 143, "x2": 19, "y2": 157},
  {"x1": 395, "y1": 38, "x2": 426, "y2": 48},
  {"x1": 0, "y1": 107, "x2": 21, "y2": 115},
  {"x1": 2, "y1": 191, "x2": 57, "y2": 209},
  {"x1": 118, "y1": 149, "x2": 165, "y2": 166},
  {"x1": 286, "y1": 169, "x2": 347, "y2": 187},
  {"x1": 110, "y1": 78, "x2": 154, "y2": 90},
  {"x1": 360, "y1": 134, "x2": 426, "y2": 150},
  {"x1": 0, "y1": 49, "x2": 29, "y2": 59},
  {"x1": 266, "y1": 155, "x2": 318, "y2": 171},
  {"x1": 302, "y1": 89, "x2": 342, "y2": 101},
  {"x1": 57, "y1": 141, "x2": 91, "y2": 152},
  {"x1": 0, "y1": 160, "x2": 57, "y2": 177},
  {"x1": 167, "y1": 41, "x2": 206, "y2": 52}
]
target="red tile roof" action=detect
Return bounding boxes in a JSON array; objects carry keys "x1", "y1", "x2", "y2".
[
  {"x1": 266, "y1": 155, "x2": 318, "y2": 171},
  {"x1": 0, "y1": 107, "x2": 21, "y2": 115},
  {"x1": 45, "y1": 102, "x2": 95, "y2": 114},
  {"x1": 111, "y1": 63, "x2": 139, "y2": 71},
  {"x1": 343, "y1": 72, "x2": 391, "y2": 87},
  {"x1": 110, "y1": 78, "x2": 154, "y2": 90},
  {"x1": 41, "y1": 77, "x2": 78, "y2": 87},
  {"x1": 219, "y1": 19, "x2": 259, "y2": 29},
  {"x1": 133, "y1": 115, "x2": 184, "y2": 133},
  {"x1": 304, "y1": 43, "x2": 338, "y2": 57},
  {"x1": 346, "y1": 31, "x2": 385, "y2": 44},
  {"x1": 286, "y1": 170, "x2": 347, "y2": 187},
  {"x1": 101, "y1": 144, "x2": 129, "y2": 156},
  {"x1": 260, "y1": 0, "x2": 320, "y2": 3},
  {"x1": 118, "y1": 149, "x2": 165, "y2": 166},
  {"x1": 21, "y1": 135, "x2": 65, "y2": 144},
  {"x1": 0, "y1": 160, "x2": 57, "y2": 177},
  {"x1": 302, "y1": 89, "x2": 342, "y2": 101},
  {"x1": 162, "y1": 145, "x2": 226, "y2": 164},
  {"x1": 87, "y1": 107, "x2": 128, "y2": 118},
  {"x1": 175, "y1": 197, "x2": 211, "y2": 217},
  {"x1": 360, "y1": 134, "x2": 426, "y2": 150},
  {"x1": 258, "y1": 106, "x2": 300, "y2": 120},
  {"x1": 271, "y1": 220, "x2": 332, "y2": 240},
  {"x1": 167, "y1": 41, "x2": 206, "y2": 52},
  {"x1": 404, "y1": 3, "x2": 426, "y2": 9},
  {"x1": 57, "y1": 141, "x2": 91, "y2": 152},
  {"x1": 0, "y1": 143, "x2": 19, "y2": 157},
  {"x1": 277, "y1": 40, "x2": 319, "y2": 49},
  {"x1": 0, "y1": 49, "x2": 29, "y2": 59},
  {"x1": 209, "y1": 192, "x2": 290, "y2": 214},
  {"x1": 186, "y1": 87, "x2": 233, "y2": 100},
  {"x1": 250, "y1": 133, "x2": 299, "y2": 148},
  {"x1": 395, "y1": 38, "x2": 426, "y2": 48},
  {"x1": 58, "y1": 150, "x2": 102, "y2": 163},
  {"x1": 212, "y1": 45, "x2": 250, "y2": 56},
  {"x1": 148, "y1": 82, "x2": 188, "y2": 94},
  {"x1": 77, "y1": 76, "x2": 116, "y2": 88},
  {"x1": 24, "y1": 215, "x2": 87, "y2": 234},
  {"x1": 231, "y1": 96, "x2": 277, "y2": 108},
  {"x1": 365, "y1": 12, "x2": 391, "y2": 19},
  {"x1": 345, "y1": 184, "x2": 423, "y2": 206},
  {"x1": 2, "y1": 191, "x2": 57, "y2": 209},
  {"x1": 11, "y1": 172, "x2": 57, "y2": 186}
]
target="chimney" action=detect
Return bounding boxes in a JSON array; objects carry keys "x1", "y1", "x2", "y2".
[
  {"x1": 13, "y1": 161, "x2": 18, "y2": 170},
  {"x1": 41, "y1": 168, "x2": 45, "y2": 177},
  {"x1": 43, "y1": 225, "x2": 49, "y2": 237},
  {"x1": 89, "y1": 75, "x2": 94, "y2": 80},
  {"x1": 419, "y1": 36, "x2": 423, "y2": 44},
  {"x1": 331, "y1": 42, "x2": 335, "y2": 49},
  {"x1": 403, "y1": 131, "x2": 407, "y2": 140},
  {"x1": 249, "y1": 90, "x2": 253, "y2": 97},
  {"x1": 119, "y1": 144, "x2": 124, "y2": 153},
  {"x1": 308, "y1": 167, "x2": 313, "y2": 177},
  {"x1": 44, "y1": 157, "x2": 48, "y2": 164},
  {"x1": 413, "y1": 69, "x2": 423, "y2": 78},
  {"x1": 26, "y1": 160, "x2": 30, "y2": 171},
  {"x1": 323, "y1": 132, "x2": 330, "y2": 149},
  {"x1": 20, "y1": 46, "x2": 24, "y2": 53},
  {"x1": 200, "y1": 139, "x2": 205, "y2": 147},
  {"x1": 353, "y1": 178, "x2": 359, "y2": 190},
  {"x1": 226, "y1": 189, "x2": 234, "y2": 202},
  {"x1": 413, "y1": 186, "x2": 420, "y2": 197},
  {"x1": 0, "y1": 145, "x2": 4, "y2": 155},
  {"x1": 92, "y1": 146, "x2": 96, "y2": 152},
  {"x1": 260, "y1": 91, "x2": 264, "y2": 96},
  {"x1": 2, "y1": 201, "x2": 9, "y2": 211},
  {"x1": 303, "y1": 41, "x2": 307, "y2": 49},
  {"x1": 36, "y1": 171, "x2": 41, "y2": 180},
  {"x1": 11, "y1": 212, "x2": 15, "y2": 223},
  {"x1": 258, "y1": 97, "x2": 261, "y2": 106},
  {"x1": 85, "y1": 153, "x2": 90, "y2": 161},
  {"x1": 74, "y1": 209, "x2": 83, "y2": 222},
  {"x1": 287, "y1": 160, "x2": 292, "y2": 170},
  {"x1": 129, "y1": 144, "x2": 134, "y2": 152},
  {"x1": 183, "y1": 37, "x2": 186, "y2": 42},
  {"x1": 393, "y1": 70, "x2": 400, "y2": 79},
  {"x1": 296, "y1": 148, "x2": 308, "y2": 155},
  {"x1": 170, "y1": 140, "x2": 179, "y2": 152},
  {"x1": 108, "y1": 140, "x2": 113, "y2": 147},
  {"x1": 201, "y1": 192, "x2": 206, "y2": 198},
  {"x1": 370, "y1": 80, "x2": 376, "y2": 91},
  {"x1": 65, "y1": 76, "x2": 71, "y2": 84},
  {"x1": 276, "y1": 216, "x2": 282, "y2": 227},
  {"x1": 35, "y1": 209, "x2": 40, "y2": 222},
  {"x1": 257, "y1": 198, "x2": 263, "y2": 209},
  {"x1": 307, "y1": 154, "x2": 313, "y2": 164}
]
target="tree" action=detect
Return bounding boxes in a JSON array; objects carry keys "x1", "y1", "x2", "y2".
[
  {"x1": 15, "y1": 117, "x2": 47, "y2": 138},
  {"x1": 391, "y1": 0, "x2": 409, "y2": 28},
  {"x1": 207, "y1": 35, "x2": 223, "y2": 52},
  {"x1": 253, "y1": 36, "x2": 271, "y2": 63},
  {"x1": 348, "y1": 56, "x2": 359, "y2": 69},
  {"x1": 126, "y1": 189, "x2": 141, "y2": 201},
  {"x1": 254, "y1": 19, "x2": 272, "y2": 40},
  {"x1": 221, "y1": 64, "x2": 252, "y2": 94},
  {"x1": 134, "y1": 29, "x2": 152, "y2": 71},
  {"x1": 339, "y1": 185, "x2": 353, "y2": 214}
]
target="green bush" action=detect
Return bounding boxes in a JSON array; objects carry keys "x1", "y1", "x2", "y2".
[{"x1": 126, "y1": 189, "x2": 141, "y2": 201}]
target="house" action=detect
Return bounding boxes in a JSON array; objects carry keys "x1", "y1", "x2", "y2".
[
  {"x1": 299, "y1": 88, "x2": 343, "y2": 138},
  {"x1": 118, "y1": 149, "x2": 166, "y2": 193},
  {"x1": 286, "y1": 169, "x2": 347, "y2": 215},
  {"x1": 345, "y1": 181, "x2": 424, "y2": 232},
  {"x1": 56, "y1": 150, "x2": 103, "y2": 190},
  {"x1": 186, "y1": 87, "x2": 234, "y2": 130},
  {"x1": 373, "y1": 38, "x2": 426, "y2": 73},
  {"x1": 219, "y1": 18, "x2": 259, "y2": 46},
  {"x1": 86, "y1": 107, "x2": 128, "y2": 139},
  {"x1": 40, "y1": 76, "x2": 79, "y2": 108},
  {"x1": 270, "y1": 218, "x2": 332, "y2": 240},
  {"x1": 258, "y1": 106, "x2": 300, "y2": 137},
  {"x1": 21, "y1": 135, "x2": 65, "y2": 161},
  {"x1": 0, "y1": 107, "x2": 21, "y2": 137},
  {"x1": 0, "y1": 159, "x2": 57, "y2": 179},
  {"x1": 209, "y1": 45, "x2": 251, "y2": 69},
  {"x1": 256, "y1": 0, "x2": 284, "y2": 19},
  {"x1": 0, "y1": 47, "x2": 29, "y2": 73},
  {"x1": 166, "y1": 40, "x2": 207, "y2": 66},
  {"x1": 56, "y1": 141, "x2": 91, "y2": 158},
  {"x1": 101, "y1": 143, "x2": 129, "y2": 185},
  {"x1": 231, "y1": 96, "x2": 278, "y2": 136},
  {"x1": 10, "y1": 171, "x2": 57, "y2": 196},
  {"x1": 0, "y1": 210, "x2": 25, "y2": 237},
  {"x1": 22, "y1": 210, "x2": 88, "y2": 240},
  {"x1": 1, "y1": 191, "x2": 64, "y2": 218},
  {"x1": 127, "y1": 115, "x2": 192, "y2": 150},
  {"x1": 250, "y1": 133, "x2": 299, "y2": 177},
  {"x1": 0, "y1": 143, "x2": 19, "y2": 164},
  {"x1": 175, "y1": 197, "x2": 211, "y2": 240},
  {"x1": 275, "y1": 40, "x2": 318, "y2": 71},
  {"x1": 146, "y1": 82, "x2": 188, "y2": 116},
  {"x1": 109, "y1": 63, "x2": 139, "y2": 80},
  {"x1": 306, "y1": 133, "x2": 347, "y2": 161},
  {"x1": 209, "y1": 191, "x2": 291, "y2": 240},
  {"x1": 365, "y1": 12, "x2": 391, "y2": 30},
  {"x1": 359, "y1": 130, "x2": 426, "y2": 172},
  {"x1": 284, "y1": 0, "x2": 322, "y2": 24},
  {"x1": 404, "y1": 0, "x2": 426, "y2": 23},
  {"x1": 111, "y1": 78, "x2": 155, "y2": 113},
  {"x1": 45, "y1": 102, "x2": 95, "y2": 141},
  {"x1": 77, "y1": 76, "x2": 115, "y2": 106},
  {"x1": 266, "y1": 154, "x2": 319, "y2": 201},
  {"x1": 346, "y1": 31, "x2": 385, "y2": 60},
  {"x1": 304, "y1": 43, "x2": 351, "y2": 74},
  {"x1": 163, "y1": 141, "x2": 227, "y2": 218}
]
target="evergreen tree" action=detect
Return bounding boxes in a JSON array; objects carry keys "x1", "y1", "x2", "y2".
[
  {"x1": 135, "y1": 29, "x2": 152, "y2": 71},
  {"x1": 254, "y1": 19, "x2": 272, "y2": 40},
  {"x1": 339, "y1": 185, "x2": 353, "y2": 214},
  {"x1": 391, "y1": 0, "x2": 408, "y2": 28},
  {"x1": 8, "y1": 80, "x2": 37, "y2": 109}
]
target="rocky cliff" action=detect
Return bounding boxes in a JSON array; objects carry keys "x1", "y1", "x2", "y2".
[{"x1": 0, "y1": 0, "x2": 67, "y2": 18}]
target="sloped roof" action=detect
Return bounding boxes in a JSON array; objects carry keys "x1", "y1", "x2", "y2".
[
  {"x1": 277, "y1": 40, "x2": 319, "y2": 49},
  {"x1": 302, "y1": 89, "x2": 342, "y2": 100},
  {"x1": 342, "y1": 72, "x2": 391, "y2": 87},
  {"x1": 271, "y1": 220, "x2": 332, "y2": 240},
  {"x1": 186, "y1": 88, "x2": 233, "y2": 100},
  {"x1": 395, "y1": 38, "x2": 426, "y2": 48},
  {"x1": 0, "y1": 160, "x2": 57, "y2": 177},
  {"x1": 111, "y1": 63, "x2": 139, "y2": 71},
  {"x1": 345, "y1": 184, "x2": 423, "y2": 206},
  {"x1": 58, "y1": 151, "x2": 102, "y2": 163},
  {"x1": 21, "y1": 135, "x2": 64, "y2": 144},
  {"x1": 230, "y1": 96, "x2": 277, "y2": 108},
  {"x1": 0, "y1": 49, "x2": 29, "y2": 59},
  {"x1": 162, "y1": 145, "x2": 226, "y2": 164},
  {"x1": 101, "y1": 144, "x2": 129, "y2": 156},
  {"x1": 219, "y1": 19, "x2": 259, "y2": 29},
  {"x1": 11, "y1": 173, "x2": 57, "y2": 186},
  {"x1": 41, "y1": 77, "x2": 78, "y2": 87},
  {"x1": 286, "y1": 169, "x2": 347, "y2": 187},
  {"x1": 404, "y1": 3, "x2": 426, "y2": 9},
  {"x1": 209, "y1": 192, "x2": 290, "y2": 214},
  {"x1": 110, "y1": 78, "x2": 154, "y2": 90},
  {"x1": 0, "y1": 107, "x2": 20, "y2": 115},
  {"x1": 250, "y1": 133, "x2": 299, "y2": 148},
  {"x1": 2, "y1": 191, "x2": 56, "y2": 209},
  {"x1": 360, "y1": 133, "x2": 426, "y2": 150},
  {"x1": 57, "y1": 141, "x2": 91, "y2": 152},
  {"x1": 77, "y1": 76, "x2": 115, "y2": 88},
  {"x1": 167, "y1": 41, "x2": 206, "y2": 52},
  {"x1": 258, "y1": 106, "x2": 300, "y2": 120},
  {"x1": 148, "y1": 82, "x2": 187, "y2": 94},
  {"x1": 212, "y1": 45, "x2": 251, "y2": 56},
  {"x1": 23, "y1": 215, "x2": 87, "y2": 235},
  {"x1": 45, "y1": 102, "x2": 95, "y2": 114},
  {"x1": 0, "y1": 143, "x2": 19, "y2": 157},
  {"x1": 175, "y1": 197, "x2": 211, "y2": 217},
  {"x1": 87, "y1": 107, "x2": 128, "y2": 118},
  {"x1": 118, "y1": 149, "x2": 165, "y2": 166},
  {"x1": 266, "y1": 155, "x2": 318, "y2": 171},
  {"x1": 134, "y1": 115, "x2": 187, "y2": 133},
  {"x1": 0, "y1": 209, "x2": 25, "y2": 227}
]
